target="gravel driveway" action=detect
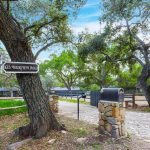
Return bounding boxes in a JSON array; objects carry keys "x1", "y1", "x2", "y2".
[{"x1": 58, "y1": 101, "x2": 150, "y2": 140}]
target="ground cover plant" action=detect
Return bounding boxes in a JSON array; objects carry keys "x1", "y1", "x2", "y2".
[
  {"x1": 0, "y1": 98, "x2": 89, "y2": 117},
  {"x1": 0, "y1": 113, "x2": 143, "y2": 150},
  {"x1": 0, "y1": 100, "x2": 26, "y2": 116}
]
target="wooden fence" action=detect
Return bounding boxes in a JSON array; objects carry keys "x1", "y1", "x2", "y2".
[
  {"x1": 0, "y1": 105, "x2": 26, "y2": 111},
  {"x1": 90, "y1": 92, "x2": 147, "y2": 107},
  {"x1": 0, "y1": 97, "x2": 23, "y2": 100},
  {"x1": 0, "y1": 91, "x2": 147, "y2": 108}
]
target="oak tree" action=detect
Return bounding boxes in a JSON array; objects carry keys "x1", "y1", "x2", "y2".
[
  {"x1": 0, "y1": 0, "x2": 86, "y2": 138},
  {"x1": 79, "y1": 0, "x2": 150, "y2": 105},
  {"x1": 100, "y1": 0, "x2": 150, "y2": 105},
  {"x1": 40, "y1": 50, "x2": 82, "y2": 91}
]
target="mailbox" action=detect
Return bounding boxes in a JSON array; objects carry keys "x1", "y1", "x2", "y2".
[{"x1": 100, "y1": 88, "x2": 124, "y2": 102}]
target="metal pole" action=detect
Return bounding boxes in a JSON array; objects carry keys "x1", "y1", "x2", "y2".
[{"x1": 77, "y1": 96, "x2": 79, "y2": 120}]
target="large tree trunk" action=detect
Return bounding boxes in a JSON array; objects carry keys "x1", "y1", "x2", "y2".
[
  {"x1": 0, "y1": 2, "x2": 63, "y2": 138},
  {"x1": 139, "y1": 65, "x2": 150, "y2": 106}
]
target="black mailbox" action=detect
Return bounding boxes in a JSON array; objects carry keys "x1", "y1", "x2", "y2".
[{"x1": 100, "y1": 88, "x2": 124, "y2": 102}]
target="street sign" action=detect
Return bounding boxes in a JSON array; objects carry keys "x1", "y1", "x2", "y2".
[{"x1": 3, "y1": 62, "x2": 39, "y2": 74}]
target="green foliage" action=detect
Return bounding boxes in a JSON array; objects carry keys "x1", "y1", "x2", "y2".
[
  {"x1": 40, "y1": 50, "x2": 84, "y2": 90},
  {"x1": 0, "y1": 74, "x2": 18, "y2": 88},
  {"x1": 90, "y1": 84, "x2": 100, "y2": 91},
  {"x1": 6, "y1": 0, "x2": 87, "y2": 58},
  {"x1": 80, "y1": 83, "x2": 101, "y2": 91},
  {"x1": 78, "y1": 32, "x2": 120, "y2": 89},
  {"x1": 101, "y1": 0, "x2": 149, "y2": 28},
  {"x1": 116, "y1": 64, "x2": 142, "y2": 88},
  {"x1": 79, "y1": 34, "x2": 107, "y2": 59},
  {"x1": 99, "y1": 0, "x2": 150, "y2": 66},
  {"x1": 40, "y1": 74, "x2": 59, "y2": 91},
  {"x1": 77, "y1": 0, "x2": 150, "y2": 90},
  {"x1": 0, "y1": 47, "x2": 18, "y2": 88}
]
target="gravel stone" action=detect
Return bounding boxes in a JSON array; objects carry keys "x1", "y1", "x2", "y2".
[{"x1": 59, "y1": 101, "x2": 150, "y2": 140}]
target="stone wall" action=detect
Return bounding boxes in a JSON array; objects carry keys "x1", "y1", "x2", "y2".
[
  {"x1": 98, "y1": 101, "x2": 126, "y2": 139},
  {"x1": 49, "y1": 95, "x2": 59, "y2": 113}
]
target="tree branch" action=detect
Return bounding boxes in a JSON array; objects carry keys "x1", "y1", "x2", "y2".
[
  {"x1": 35, "y1": 41, "x2": 57, "y2": 59},
  {"x1": 24, "y1": 20, "x2": 53, "y2": 35},
  {"x1": 133, "y1": 55, "x2": 145, "y2": 66},
  {"x1": 11, "y1": 16, "x2": 22, "y2": 30},
  {"x1": 57, "y1": 72, "x2": 70, "y2": 89},
  {"x1": 145, "y1": 42, "x2": 150, "y2": 50},
  {"x1": 24, "y1": 15, "x2": 66, "y2": 35},
  {"x1": 125, "y1": 19, "x2": 145, "y2": 47},
  {"x1": 125, "y1": 19, "x2": 149, "y2": 64}
]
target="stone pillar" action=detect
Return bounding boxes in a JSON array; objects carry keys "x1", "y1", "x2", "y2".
[
  {"x1": 49, "y1": 95, "x2": 59, "y2": 113},
  {"x1": 98, "y1": 101, "x2": 126, "y2": 139}
]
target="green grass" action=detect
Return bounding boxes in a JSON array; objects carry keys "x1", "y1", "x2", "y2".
[
  {"x1": 143, "y1": 108, "x2": 150, "y2": 112},
  {"x1": 71, "y1": 128, "x2": 88, "y2": 137},
  {"x1": 0, "y1": 100, "x2": 25, "y2": 108},
  {"x1": 0, "y1": 97, "x2": 89, "y2": 117},
  {"x1": 0, "y1": 100, "x2": 27, "y2": 116},
  {"x1": 90, "y1": 143, "x2": 102, "y2": 150},
  {"x1": 59, "y1": 98, "x2": 90, "y2": 105}
]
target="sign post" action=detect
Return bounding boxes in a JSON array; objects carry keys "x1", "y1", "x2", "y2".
[
  {"x1": 77, "y1": 93, "x2": 86, "y2": 120},
  {"x1": 3, "y1": 62, "x2": 39, "y2": 74}
]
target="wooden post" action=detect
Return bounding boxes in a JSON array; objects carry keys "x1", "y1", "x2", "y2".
[{"x1": 125, "y1": 101, "x2": 128, "y2": 108}]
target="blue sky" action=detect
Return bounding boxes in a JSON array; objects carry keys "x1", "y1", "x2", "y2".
[
  {"x1": 0, "y1": 0, "x2": 102, "y2": 62},
  {"x1": 38, "y1": 0, "x2": 102, "y2": 61},
  {"x1": 71, "y1": 0, "x2": 101, "y2": 34}
]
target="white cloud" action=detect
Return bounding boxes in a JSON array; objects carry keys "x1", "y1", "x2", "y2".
[
  {"x1": 77, "y1": 12, "x2": 100, "y2": 19},
  {"x1": 83, "y1": 3, "x2": 98, "y2": 8},
  {"x1": 71, "y1": 21, "x2": 106, "y2": 34},
  {"x1": 82, "y1": 1, "x2": 100, "y2": 8}
]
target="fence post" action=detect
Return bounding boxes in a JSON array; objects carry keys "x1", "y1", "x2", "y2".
[{"x1": 125, "y1": 101, "x2": 128, "y2": 108}]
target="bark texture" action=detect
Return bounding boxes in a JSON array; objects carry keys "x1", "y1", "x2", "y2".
[
  {"x1": 139, "y1": 65, "x2": 150, "y2": 106},
  {"x1": 0, "y1": 2, "x2": 63, "y2": 138}
]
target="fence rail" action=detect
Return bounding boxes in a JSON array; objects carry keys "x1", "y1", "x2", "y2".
[
  {"x1": 0, "y1": 97, "x2": 23, "y2": 100},
  {"x1": 0, "y1": 105, "x2": 26, "y2": 111},
  {"x1": 0, "y1": 90, "x2": 147, "y2": 108}
]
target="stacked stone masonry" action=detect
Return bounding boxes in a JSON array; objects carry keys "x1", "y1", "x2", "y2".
[
  {"x1": 49, "y1": 95, "x2": 59, "y2": 113},
  {"x1": 98, "y1": 101, "x2": 126, "y2": 139}
]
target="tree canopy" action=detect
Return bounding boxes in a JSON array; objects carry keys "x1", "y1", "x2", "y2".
[
  {"x1": 1, "y1": 0, "x2": 86, "y2": 59},
  {"x1": 78, "y1": 0, "x2": 150, "y2": 104},
  {"x1": 40, "y1": 50, "x2": 83, "y2": 90}
]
